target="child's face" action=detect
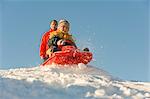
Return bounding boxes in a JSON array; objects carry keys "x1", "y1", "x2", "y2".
[
  {"x1": 50, "y1": 21, "x2": 57, "y2": 30},
  {"x1": 58, "y1": 23, "x2": 69, "y2": 33}
]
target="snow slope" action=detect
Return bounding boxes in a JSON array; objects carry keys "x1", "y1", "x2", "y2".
[{"x1": 0, "y1": 63, "x2": 150, "y2": 99}]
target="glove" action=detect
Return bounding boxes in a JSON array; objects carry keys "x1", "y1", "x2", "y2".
[{"x1": 57, "y1": 39, "x2": 65, "y2": 46}]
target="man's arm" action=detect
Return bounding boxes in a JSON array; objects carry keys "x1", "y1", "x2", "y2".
[{"x1": 39, "y1": 34, "x2": 46, "y2": 59}]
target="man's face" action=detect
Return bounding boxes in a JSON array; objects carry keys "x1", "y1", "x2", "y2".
[
  {"x1": 58, "y1": 23, "x2": 69, "y2": 33},
  {"x1": 50, "y1": 21, "x2": 57, "y2": 30}
]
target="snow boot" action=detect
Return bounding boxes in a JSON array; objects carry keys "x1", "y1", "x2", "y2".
[{"x1": 83, "y1": 48, "x2": 89, "y2": 52}]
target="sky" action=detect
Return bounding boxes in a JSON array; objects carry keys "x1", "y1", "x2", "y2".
[{"x1": 0, "y1": 0, "x2": 149, "y2": 81}]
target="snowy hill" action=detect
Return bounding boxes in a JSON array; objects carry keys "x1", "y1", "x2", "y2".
[{"x1": 0, "y1": 64, "x2": 150, "y2": 99}]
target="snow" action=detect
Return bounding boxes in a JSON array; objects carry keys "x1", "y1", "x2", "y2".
[{"x1": 0, "y1": 64, "x2": 150, "y2": 99}]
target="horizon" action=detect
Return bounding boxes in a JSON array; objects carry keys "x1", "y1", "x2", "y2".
[{"x1": 0, "y1": 0, "x2": 149, "y2": 81}]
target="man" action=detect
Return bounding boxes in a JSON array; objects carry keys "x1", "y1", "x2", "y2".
[{"x1": 40, "y1": 20, "x2": 58, "y2": 62}]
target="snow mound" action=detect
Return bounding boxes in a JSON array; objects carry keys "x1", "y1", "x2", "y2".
[{"x1": 0, "y1": 64, "x2": 150, "y2": 99}]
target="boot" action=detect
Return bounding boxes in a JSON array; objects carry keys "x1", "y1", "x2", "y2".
[{"x1": 83, "y1": 48, "x2": 89, "y2": 52}]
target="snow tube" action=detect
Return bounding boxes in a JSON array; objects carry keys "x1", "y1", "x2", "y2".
[{"x1": 42, "y1": 46, "x2": 92, "y2": 66}]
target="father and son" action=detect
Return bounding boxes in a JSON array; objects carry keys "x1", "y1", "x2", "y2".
[{"x1": 39, "y1": 19, "x2": 89, "y2": 62}]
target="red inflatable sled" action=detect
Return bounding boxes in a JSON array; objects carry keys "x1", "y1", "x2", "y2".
[{"x1": 42, "y1": 46, "x2": 92, "y2": 66}]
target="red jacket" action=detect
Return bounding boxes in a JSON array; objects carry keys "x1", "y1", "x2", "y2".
[{"x1": 40, "y1": 29, "x2": 56, "y2": 59}]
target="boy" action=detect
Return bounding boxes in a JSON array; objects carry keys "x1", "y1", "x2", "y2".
[{"x1": 46, "y1": 19, "x2": 76, "y2": 57}]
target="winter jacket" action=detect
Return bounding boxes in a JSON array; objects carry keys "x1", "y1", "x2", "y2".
[
  {"x1": 47, "y1": 30, "x2": 76, "y2": 53},
  {"x1": 50, "y1": 30, "x2": 75, "y2": 44},
  {"x1": 39, "y1": 29, "x2": 56, "y2": 59},
  {"x1": 48, "y1": 30, "x2": 76, "y2": 46}
]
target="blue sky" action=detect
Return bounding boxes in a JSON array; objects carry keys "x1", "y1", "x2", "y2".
[{"x1": 0, "y1": 0, "x2": 149, "y2": 81}]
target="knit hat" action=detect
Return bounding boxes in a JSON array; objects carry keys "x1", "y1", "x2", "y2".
[{"x1": 58, "y1": 19, "x2": 70, "y2": 26}]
